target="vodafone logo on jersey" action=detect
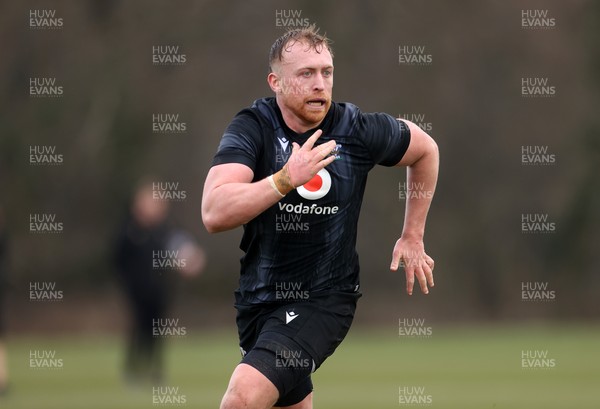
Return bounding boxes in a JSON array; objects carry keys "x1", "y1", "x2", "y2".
[{"x1": 297, "y1": 168, "x2": 331, "y2": 200}]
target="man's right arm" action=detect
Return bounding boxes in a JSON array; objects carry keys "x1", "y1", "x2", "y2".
[
  {"x1": 201, "y1": 129, "x2": 337, "y2": 233},
  {"x1": 201, "y1": 163, "x2": 285, "y2": 233}
]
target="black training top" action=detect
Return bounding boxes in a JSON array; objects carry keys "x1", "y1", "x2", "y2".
[{"x1": 212, "y1": 97, "x2": 411, "y2": 305}]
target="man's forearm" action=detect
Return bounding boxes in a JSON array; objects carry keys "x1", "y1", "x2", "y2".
[
  {"x1": 202, "y1": 180, "x2": 278, "y2": 233},
  {"x1": 401, "y1": 145, "x2": 439, "y2": 240},
  {"x1": 202, "y1": 167, "x2": 293, "y2": 233}
]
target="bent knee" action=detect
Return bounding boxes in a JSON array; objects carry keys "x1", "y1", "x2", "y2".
[
  {"x1": 220, "y1": 390, "x2": 247, "y2": 409},
  {"x1": 220, "y1": 389, "x2": 275, "y2": 409},
  {"x1": 220, "y1": 364, "x2": 279, "y2": 409}
]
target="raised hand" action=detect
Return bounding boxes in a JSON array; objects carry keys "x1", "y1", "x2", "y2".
[{"x1": 274, "y1": 129, "x2": 337, "y2": 194}]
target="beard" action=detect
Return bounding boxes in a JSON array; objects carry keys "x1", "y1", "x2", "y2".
[{"x1": 280, "y1": 92, "x2": 332, "y2": 129}]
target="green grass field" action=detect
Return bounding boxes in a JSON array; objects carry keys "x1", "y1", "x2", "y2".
[{"x1": 3, "y1": 324, "x2": 599, "y2": 409}]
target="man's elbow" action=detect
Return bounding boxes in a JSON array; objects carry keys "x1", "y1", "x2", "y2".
[
  {"x1": 400, "y1": 120, "x2": 439, "y2": 167},
  {"x1": 202, "y1": 207, "x2": 224, "y2": 234},
  {"x1": 427, "y1": 135, "x2": 439, "y2": 161},
  {"x1": 413, "y1": 124, "x2": 438, "y2": 161},
  {"x1": 411, "y1": 133, "x2": 439, "y2": 168}
]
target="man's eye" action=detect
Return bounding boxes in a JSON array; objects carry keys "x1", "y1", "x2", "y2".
[
  {"x1": 302, "y1": 72, "x2": 311, "y2": 77},
  {"x1": 323, "y1": 70, "x2": 332, "y2": 77}
]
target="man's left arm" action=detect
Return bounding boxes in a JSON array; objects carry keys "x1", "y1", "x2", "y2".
[{"x1": 390, "y1": 120, "x2": 439, "y2": 295}]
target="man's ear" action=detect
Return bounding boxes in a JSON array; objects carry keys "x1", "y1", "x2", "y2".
[{"x1": 267, "y1": 72, "x2": 280, "y2": 93}]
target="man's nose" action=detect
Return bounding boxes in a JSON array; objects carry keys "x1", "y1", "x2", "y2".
[{"x1": 312, "y1": 73, "x2": 325, "y2": 91}]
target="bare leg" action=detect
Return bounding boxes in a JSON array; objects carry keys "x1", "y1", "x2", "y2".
[{"x1": 220, "y1": 363, "x2": 279, "y2": 409}]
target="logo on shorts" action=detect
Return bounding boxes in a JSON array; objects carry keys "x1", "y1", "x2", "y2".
[
  {"x1": 285, "y1": 311, "x2": 299, "y2": 324},
  {"x1": 296, "y1": 168, "x2": 331, "y2": 200}
]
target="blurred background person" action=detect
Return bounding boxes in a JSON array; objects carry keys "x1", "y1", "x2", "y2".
[{"x1": 114, "y1": 181, "x2": 204, "y2": 385}]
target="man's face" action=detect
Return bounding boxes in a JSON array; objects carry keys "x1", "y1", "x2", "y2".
[{"x1": 269, "y1": 40, "x2": 334, "y2": 132}]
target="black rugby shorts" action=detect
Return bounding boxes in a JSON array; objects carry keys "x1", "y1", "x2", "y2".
[{"x1": 235, "y1": 291, "x2": 360, "y2": 406}]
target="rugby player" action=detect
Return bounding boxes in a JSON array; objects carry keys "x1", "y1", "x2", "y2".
[{"x1": 202, "y1": 26, "x2": 439, "y2": 409}]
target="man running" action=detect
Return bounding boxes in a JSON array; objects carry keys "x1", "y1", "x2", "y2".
[{"x1": 202, "y1": 26, "x2": 439, "y2": 409}]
